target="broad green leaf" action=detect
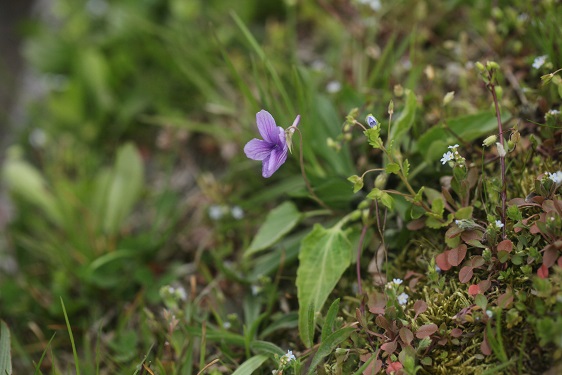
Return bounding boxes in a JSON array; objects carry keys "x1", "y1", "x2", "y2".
[
  {"x1": 297, "y1": 225, "x2": 352, "y2": 347},
  {"x1": 321, "y1": 299, "x2": 340, "y2": 342},
  {"x1": 306, "y1": 327, "x2": 355, "y2": 375},
  {"x1": 102, "y1": 143, "x2": 144, "y2": 234},
  {"x1": 417, "y1": 111, "x2": 509, "y2": 163},
  {"x1": 232, "y1": 354, "x2": 269, "y2": 375},
  {"x1": 245, "y1": 202, "x2": 301, "y2": 257},
  {"x1": 388, "y1": 89, "x2": 417, "y2": 146},
  {"x1": 2, "y1": 155, "x2": 62, "y2": 226},
  {"x1": 0, "y1": 321, "x2": 12, "y2": 375},
  {"x1": 385, "y1": 163, "x2": 400, "y2": 174},
  {"x1": 455, "y1": 206, "x2": 474, "y2": 220},
  {"x1": 347, "y1": 175, "x2": 364, "y2": 193}
]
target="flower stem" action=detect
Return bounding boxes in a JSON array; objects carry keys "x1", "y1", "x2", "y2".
[
  {"x1": 488, "y1": 79, "x2": 507, "y2": 239},
  {"x1": 292, "y1": 127, "x2": 332, "y2": 212}
]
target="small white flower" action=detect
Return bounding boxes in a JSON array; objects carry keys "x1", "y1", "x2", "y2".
[
  {"x1": 326, "y1": 80, "x2": 342, "y2": 93},
  {"x1": 251, "y1": 285, "x2": 261, "y2": 295},
  {"x1": 496, "y1": 142, "x2": 507, "y2": 157},
  {"x1": 441, "y1": 151, "x2": 454, "y2": 165},
  {"x1": 486, "y1": 310, "x2": 493, "y2": 318},
  {"x1": 393, "y1": 278, "x2": 403, "y2": 285},
  {"x1": 208, "y1": 205, "x2": 224, "y2": 220},
  {"x1": 547, "y1": 171, "x2": 562, "y2": 184},
  {"x1": 223, "y1": 321, "x2": 232, "y2": 329},
  {"x1": 448, "y1": 144, "x2": 459, "y2": 149},
  {"x1": 454, "y1": 220, "x2": 462, "y2": 225},
  {"x1": 231, "y1": 206, "x2": 245, "y2": 220},
  {"x1": 175, "y1": 286, "x2": 187, "y2": 301},
  {"x1": 397, "y1": 292, "x2": 409, "y2": 306},
  {"x1": 547, "y1": 109, "x2": 560, "y2": 116},
  {"x1": 284, "y1": 350, "x2": 296, "y2": 362},
  {"x1": 435, "y1": 265, "x2": 442, "y2": 273},
  {"x1": 494, "y1": 220, "x2": 504, "y2": 229},
  {"x1": 532, "y1": 55, "x2": 547, "y2": 69}
]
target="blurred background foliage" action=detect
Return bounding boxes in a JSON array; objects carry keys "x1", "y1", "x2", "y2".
[{"x1": 0, "y1": 0, "x2": 561, "y2": 373}]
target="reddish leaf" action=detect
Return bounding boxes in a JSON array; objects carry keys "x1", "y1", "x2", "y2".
[
  {"x1": 407, "y1": 218, "x2": 426, "y2": 230},
  {"x1": 416, "y1": 323, "x2": 438, "y2": 339},
  {"x1": 448, "y1": 244, "x2": 467, "y2": 266},
  {"x1": 437, "y1": 337, "x2": 448, "y2": 345},
  {"x1": 468, "y1": 284, "x2": 481, "y2": 296},
  {"x1": 381, "y1": 340, "x2": 397, "y2": 354},
  {"x1": 497, "y1": 240, "x2": 513, "y2": 253},
  {"x1": 386, "y1": 361, "x2": 403, "y2": 374},
  {"x1": 537, "y1": 264, "x2": 549, "y2": 279},
  {"x1": 543, "y1": 246, "x2": 559, "y2": 268},
  {"x1": 413, "y1": 300, "x2": 428, "y2": 319},
  {"x1": 461, "y1": 230, "x2": 482, "y2": 242},
  {"x1": 435, "y1": 252, "x2": 452, "y2": 271},
  {"x1": 558, "y1": 256, "x2": 562, "y2": 268},
  {"x1": 446, "y1": 226, "x2": 463, "y2": 239},
  {"x1": 478, "y1": 279, "x2": 492, "y2": 293},
  {"x1": 470, "y1": 256, "x2": 485, "y2": 268},
  {"x1": 480, "y1": 336, "x2": 492, "y2": 356},
  {"x1": 530, "y1": 224, "x2": 540, "y2": 234},
  {"x1": 376, "y1": 315, "x2": 393, "y2": 333},
  {"x1": 450, "y1": 328, "x2": 463, "y2": 338},
  {"x1": 459, "y1": 266, "x2": 474, "y2": 283},
  {"x1": 399, "y1": 327, "x2": 414, "y2": 345},
  {"x1": 497, "y1": 291, "x2": 514, "y2": 309}
]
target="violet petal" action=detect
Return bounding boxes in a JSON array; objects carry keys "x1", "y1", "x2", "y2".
[
  {"x1": 256, "y1": 110, "x2": 281, "y2": 144},
  {"x1": 244, "y1": 138, "x2": 272, "y2": 161}
]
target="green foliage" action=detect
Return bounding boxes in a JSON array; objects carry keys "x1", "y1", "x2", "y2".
[
  {"x1": 3, "y1": 0, "x2": 562, "y2": 374},
  {"x1": 0, "y1": 321, "x2": 11, "y2": 375},
  {"x1": 296, "y1": 224, "x2": 352, "y2": 347},
  {"x1": 245, "y1": 202, "x2": 301, "y2": 257}
]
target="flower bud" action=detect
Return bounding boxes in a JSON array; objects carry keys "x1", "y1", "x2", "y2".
[
  {"x1": 443, "y1": 91, "x2": 455, "y2": 106},
  {"x1": 375, "y1": 173, "x2": 388, "y2": 189},
  {"x1": 366, "y1": 114, "x2": 379, "y2": 128},
  {"x1": 475, "y1": 61, "x2": 486, "y2": 73},
  {"x1": 482, "y1": 134, "x2": 497, "y2": 147}
]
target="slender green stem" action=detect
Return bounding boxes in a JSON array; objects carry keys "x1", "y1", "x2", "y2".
[{"x1": 292, "y1": 127, "x2": 333, "y2": 212}]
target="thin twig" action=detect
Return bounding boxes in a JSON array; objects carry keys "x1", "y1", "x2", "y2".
[{"x1": 357, "y1": 202, "x2": 374, "y2": 313}]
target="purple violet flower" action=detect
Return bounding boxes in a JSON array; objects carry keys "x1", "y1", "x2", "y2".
[{"x1": 244, "y1": 110, "x2": 300, "y2": 178}]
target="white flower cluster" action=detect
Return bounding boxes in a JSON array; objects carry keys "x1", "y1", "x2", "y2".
[{"x1": 441, "y1": 144, "x2": 465, "y2": 166}]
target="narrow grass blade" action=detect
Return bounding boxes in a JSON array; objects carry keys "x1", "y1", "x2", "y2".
[
  {"x1": 60, "y1": 297, "x2": 81, "y2": 375},
  {"x1": 33, "y1": 333, "x2": 57, "y2": 375}
]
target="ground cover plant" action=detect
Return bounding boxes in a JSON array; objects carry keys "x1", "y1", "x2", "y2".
[{"x1": 0, "y1": 0, "x2": 561, "y2": 374}]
